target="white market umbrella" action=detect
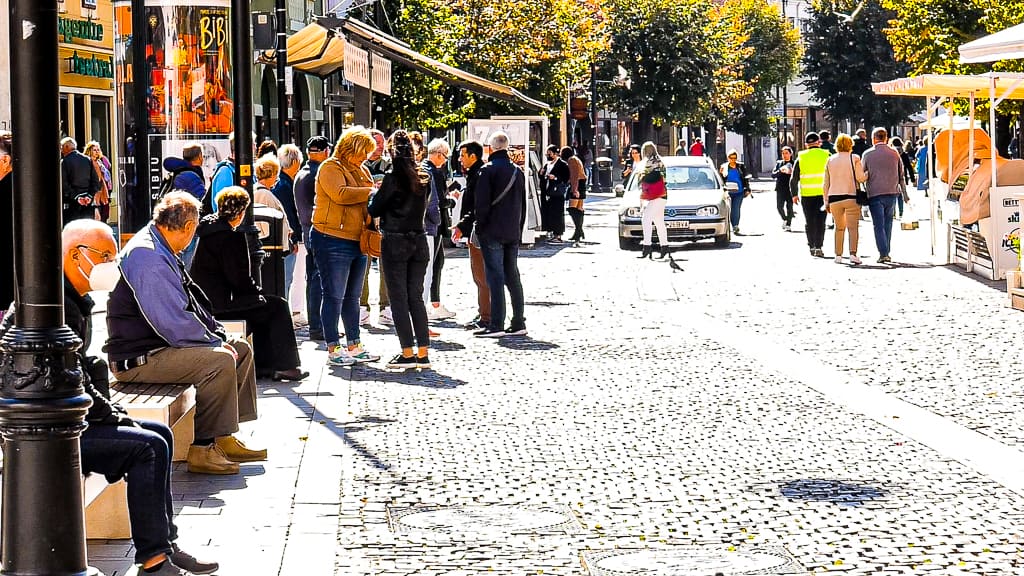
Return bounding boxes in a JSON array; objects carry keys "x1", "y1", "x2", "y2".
[{"x1": 960, "y1": 22, "x2": 1024, "y2": 63}]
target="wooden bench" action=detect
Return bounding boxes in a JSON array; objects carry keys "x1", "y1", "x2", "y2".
[{"x1": 949, "y1": 224, "x2": 996, "y2": 280}]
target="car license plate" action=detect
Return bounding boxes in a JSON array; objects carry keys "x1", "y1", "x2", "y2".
[{"x1": 667, "y1": 221, "x2": 690, "y2": 229}]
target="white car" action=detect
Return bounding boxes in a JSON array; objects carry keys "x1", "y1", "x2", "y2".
[{"x1": 617, "y1": 155, "x2": 731, "y2": 249}]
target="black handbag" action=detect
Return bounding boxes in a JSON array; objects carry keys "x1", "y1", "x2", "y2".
[{"x1": 852, "y1": 155, "x2": 869, "y2": 206}]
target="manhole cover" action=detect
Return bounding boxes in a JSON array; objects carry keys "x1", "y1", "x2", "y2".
[
  {"x1": 582, "y1": 547, "x2": 804, "y2": 575},
  {"x1": 388, "y1": 504, "x2": 580, "y2": 535}
]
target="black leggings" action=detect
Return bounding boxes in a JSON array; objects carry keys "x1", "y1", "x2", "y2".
[
  {"x1": 430, "y1": 231, "x2": 444, "y2": 303},
  {"x1": 776, "y1": 189, "x2": 794, "y2": 224},
  {"x1": 568, "y1": 207, "x2": 585, "y2": 241},
  {"x1": 381, "y1": 232, "x2": 430, "y2": 348}
]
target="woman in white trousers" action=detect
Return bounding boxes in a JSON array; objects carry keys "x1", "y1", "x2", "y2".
[{"x1": 638, "y1": 141, "x2": 669, "y2": 259}]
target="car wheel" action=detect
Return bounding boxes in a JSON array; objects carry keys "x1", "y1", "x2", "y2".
[
  {"x1": 619, "y1": 236, "x2": 638, "y2": 250},
  {"x1": 714, "y1": 228, "x2": 731, "y2": 247}
]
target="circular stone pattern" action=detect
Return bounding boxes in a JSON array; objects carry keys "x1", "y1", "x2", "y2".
[
  {"x1": 593, "y1": 549, "x2": 793, "y2": 574},
  {"x1": 396, "y1": 506, "x2": 571, "y2": 533}
]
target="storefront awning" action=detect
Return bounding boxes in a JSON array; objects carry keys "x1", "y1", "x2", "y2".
[
  {"x1": 286, "y1": 17, "x2": 347, "y2": 77},
  {"x1": 959, "y1": 23, "x2": 1024, "y2": 64},
  {"x1": 286, "y1": 17, "x2": 549, "y2": 111},
  {"x1": 871, "y1": 73, "x2": 1024, "y2": 99}
]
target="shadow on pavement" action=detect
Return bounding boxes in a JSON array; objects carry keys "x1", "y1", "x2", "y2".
[
  {"x1": 939, "y1": 263, "x2": 1007, "y2": 291},
  {"x1": 496, "y1": 337, "x2": 560, "y2": 351},
  {"x1": 341, "y1": 365, "x2": 469, "y2": 389},
  {"x1": 778, "y1": 478, "x2": 888, "y2": 508},
  {"x1": 430, "y1": 339, "x2": 466, "y2": 352}
]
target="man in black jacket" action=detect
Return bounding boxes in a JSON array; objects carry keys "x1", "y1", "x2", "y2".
[
  {"x1": 1, "y1": 219, "x2": 219, "y2": 576},
  {"x1": 60, "y1": 137, "x2": 101, "y2": 223},
  {"x1": 452, "y1": 140, "x2": 490, "y2": 330},
  {"x1": 467, "y1": 131, "x2": 527, "y2": 338}
]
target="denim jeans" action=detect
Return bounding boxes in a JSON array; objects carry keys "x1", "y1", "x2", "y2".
[
  {"x1": 381, "y1": 231, "x2": 430, "y2": 348},
  {"x1": 310, "y1": 229, "x2": 367, "y2": 346},
  {"x1": 478, "y1": 234, "x2": 525, "y2": 330},
  {"x1": 305, "y1": 243, "x2": 322, "y2": 333},
  {"x1": 868, "y1": 194, "x2": 898, "y2": 257},
  {"x1": 729, "y1": 192, "x2": 744, "y2": 228},
  {"x1": 80, "y1": 420, "x2": 176, "y2": 563},
  {"x1": 283, "y1": 251, "x2": 296, "y2": 304}
]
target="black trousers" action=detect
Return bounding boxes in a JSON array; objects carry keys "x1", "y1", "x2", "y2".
[
  {"x1": 776, "y1": 189, "x2": 794, "y2": 225},
  {"x1": 220, "y1": 294, "x2": 300, "y2": 372},
  {"x1": 381, "y1": 231, "x2": 430, "y2": 348},
  {"x1": 430, "y1": 231, "x2": 445, "y2": 303},
  {"x1": 542, "y1": 191, "x2": 565, "y2": 236},
  {"x1": 801, "y1": 195, "x2": 827, "y2": 249}
]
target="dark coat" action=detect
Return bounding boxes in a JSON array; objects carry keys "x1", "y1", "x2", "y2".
[
  {"x1": 474, "y1": 149, "x2": 526, "y2": 244},
  {"x1": 271, "y1": 171, "x2": 302, "y2": 244},
  {"x1": 61, "y1": 149, "x2": 100, "y2": 205},
  {"x1": 454, "y1": 159, "x2": 483, "y2": 237},
  {"x1": 190, "y1": 214, "x2": 264, "y2": 314},
  {"x1": 367, "y1": 163, "x2": 430, "y2": 234}
]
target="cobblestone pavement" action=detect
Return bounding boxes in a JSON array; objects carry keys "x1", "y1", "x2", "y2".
[{"x1": 91, "y1": 181, "x2": 1024, "y2": 575}]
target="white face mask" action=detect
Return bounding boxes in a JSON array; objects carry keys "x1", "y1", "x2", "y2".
[{"x1": 77, "y1": 248, "x2": 121, "y2": 292}]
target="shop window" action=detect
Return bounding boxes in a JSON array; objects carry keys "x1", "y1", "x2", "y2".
[
  {"x1": 73, "y1": 94, "x2": 86, "y2": 148},
  {"x1": 91, "y1": 97, "x2": 111, "y2": 156}
]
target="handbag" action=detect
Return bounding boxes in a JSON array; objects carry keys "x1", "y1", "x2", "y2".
[
  {"x1": 852, "y1": 155, "x2": 869, "y2": 206},
  {"x1": 360, "y1": 223, "x2": 382, "y2": 257}
]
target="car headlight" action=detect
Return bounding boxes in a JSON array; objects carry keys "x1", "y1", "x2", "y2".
[
  {"x1": 696, "y1": 206, "x2": 719, "y2": 217},
  {"x1": 625, "y1": 207, "x2": 641, "y2": 218}
]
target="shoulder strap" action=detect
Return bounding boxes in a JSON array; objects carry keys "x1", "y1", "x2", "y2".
[{"x1": 491, "y1": 170, "x2": 518, "y2": 207}]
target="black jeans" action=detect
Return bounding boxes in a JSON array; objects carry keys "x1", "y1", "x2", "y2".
[
  {"x1": 80, "y1": 420, "x2": 176, "y2": 563},
  {"x1": 430, "y1": 231, "x2": 445, "y2": 303},
  {"x1": 305, "y1": 243, "x2": 322, "y2": 333},
  {"x1": 221, "y1": 295, "x2": 300, "y2": 372},
  {"x1": 776, "y1": 188, "x2": 794, "y2": 225},
  {"x1": 801, "y1": 195, "x2": 827, "y2": 249},
  {"x1": 381, "y1": 231, "x2": 430, "y2": 348},
  {"x1": 478, "y1": 234, "x2": 525, "y2": 330}
]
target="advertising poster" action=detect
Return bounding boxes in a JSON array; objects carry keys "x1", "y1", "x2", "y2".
[
  {"x1": 114, "y1": 0, "x2": 233, "y2": 235},
  {"x1": 989, "y1": 186, "x2": 1024, "y2": 280},
  {"x1": 466, "y1": 119, "x2": 541, "y2": 242}
]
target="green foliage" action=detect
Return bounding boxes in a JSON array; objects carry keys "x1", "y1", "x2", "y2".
[{"x1": 802, "y1": 0, "x2": 917, "y2": 128}]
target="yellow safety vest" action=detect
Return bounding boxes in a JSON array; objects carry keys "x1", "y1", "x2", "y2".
[{"x1": 796, "y1": 148, "x2": 830, "y2": 197}]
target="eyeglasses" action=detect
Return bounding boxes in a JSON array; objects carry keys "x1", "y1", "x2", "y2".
[{"x1": 77, "y1": 245, "x2": 115, "y2": 263}]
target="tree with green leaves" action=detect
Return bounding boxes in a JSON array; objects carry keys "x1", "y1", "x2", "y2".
[
  {"x1": 801, "y1": 0, "x2": 916, "y2": 130},
  {"x1": 596, "y1": 0, "x2": 724, "y2": 142}
]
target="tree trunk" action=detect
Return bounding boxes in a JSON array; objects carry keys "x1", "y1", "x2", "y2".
[{"x1": 637, "y1": 110, "x2": 652, "y2": 145}]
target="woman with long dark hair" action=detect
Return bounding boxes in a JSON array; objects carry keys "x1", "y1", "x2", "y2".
[{"x1": 368, "y1": 130, "x2": 433, "y2": 370}]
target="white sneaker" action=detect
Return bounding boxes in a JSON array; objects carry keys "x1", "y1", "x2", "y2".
[
  {"x1": 291, "y1": 312, "x2": 309, "y2": 328},
  {"x1": 835, "y1": 256, "x2": 843, "y2": 264},
  {"x1": 379, "y1": 307, "x2": 394, "y2": 326},
  {"x1": 428, "y1": 303, "x2": 456, "y2": 320},
  {"x1": 783, "y1": 223, "x2": 791, "y2": 232},
  {"x1": 359, "y1": 307, "x2": 371, "y2": 327},
  {"x1": 850, "y1": 254, "x2": 862, "y2": 265}
]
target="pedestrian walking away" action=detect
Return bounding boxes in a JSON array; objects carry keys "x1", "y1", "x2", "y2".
[
  {"x1": 310, "y1": 126, "x2": 381, "y2": 365},
  {"x1": 773, "y1": 146, "x2": 795, "y2": 231},
  {"x1": 861, "y1": 128, "x2": 908, "y2": 264},
  {"x1": 790, "y1": 132, "x2": 830, "y2": 257},
  {"x1": 638, "y1": 141, "x2": 669, "y2": 259},
  {"x1": 369, "y1": 130, "x2": 433, "y2": 370},
  {"x1": 563, "y1": 146, "x2": 588, "y2": 245},
  {"x1": 823, "y1": 134, "x2": 867, "y2": 265},
  {"x1": 719, "y1": 148, "x2": 752, "y2": 235},
  {"x1": 467, "y1": 131, "x2": 528, "y2": 338}
]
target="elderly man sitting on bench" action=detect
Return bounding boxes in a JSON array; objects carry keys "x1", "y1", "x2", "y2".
[
  {"x1": 1, "y1": 219, "x2": 218, "y2": 575},
  {"x1": 105, "y1": 191, "x2": 266, "y2": 475}
]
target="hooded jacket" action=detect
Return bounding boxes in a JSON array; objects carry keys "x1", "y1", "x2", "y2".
[
  {"x1": 162, "y1": 157, "x2": 206, "y2": 200},
  {"x1": 190, "y1": 214, "x2": 264, "y2": 314}
]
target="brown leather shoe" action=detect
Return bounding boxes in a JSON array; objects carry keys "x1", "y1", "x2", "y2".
[
  {"x1": 215, "y1": 435, "x2": 268, "y2": 462},
  {"x1": 186, "y1": 444, "x2": 239, "y2": 475}
]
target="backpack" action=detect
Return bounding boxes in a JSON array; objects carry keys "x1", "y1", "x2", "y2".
[{"x1": 202, "y1": 160, "x2": 233, "y2": 215}]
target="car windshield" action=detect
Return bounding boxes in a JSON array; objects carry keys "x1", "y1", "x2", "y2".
[{"x1": 665, "y1": 166, "x2": 719, "y2": 190}]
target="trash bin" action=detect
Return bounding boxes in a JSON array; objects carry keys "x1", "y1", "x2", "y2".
[
  {"x1": 596, "y1": 157, "x2": 614, "y2": 193},
  {"x1": 253, "y1": 204, "x2": 286, "y2": 299}
]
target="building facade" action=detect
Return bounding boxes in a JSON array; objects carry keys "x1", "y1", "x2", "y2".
[{"x1": 59, "y1": 0, "x2": 116, "y2": 155}]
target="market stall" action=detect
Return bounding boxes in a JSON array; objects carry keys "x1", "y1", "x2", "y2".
[{"x1": 872, "y1": 73, "x2": 1024, "y2": 281}]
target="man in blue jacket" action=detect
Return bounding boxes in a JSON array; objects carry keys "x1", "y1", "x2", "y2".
[
  {"x1": 471, "y1": 131, "x2": 527, "y2": 338},
  {"x1": 163, "y1": 143, "x2": 207, "y2": 267},
  {"x1": 105, "y1": 192, "x2": 266, "y2": 475}
]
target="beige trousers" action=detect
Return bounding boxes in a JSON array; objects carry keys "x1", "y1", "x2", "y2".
[
  {"x1": 112, "y1": 336, "x2": 258, "y2": 440},
  {"x1": 829, "y1": 199, "x2": 861, "y2": 256}
]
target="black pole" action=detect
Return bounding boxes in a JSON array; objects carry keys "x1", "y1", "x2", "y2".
[
  {"x1": 129, "y1": 0, "x2": 150, "y2": 235},
  {"x1": 590, "y1": 61, "x2": 598, "y2": 195},
  {"x1": 232, "y1": 0, "x2": 264, "y2": 287},
  {"x1": 276, "y1": 0, "x2": 288, "y2": 144},
  {"x1": 1, "y1": 1, "x2": 92, "y2": 574}
]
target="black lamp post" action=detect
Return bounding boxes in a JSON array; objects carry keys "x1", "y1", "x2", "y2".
[
  {"x1": 0, "y1": 1, "x2": 93, "y2": 574},
  {"x1": 231, "y1": 0, "x2": 265, "y2": 287}
]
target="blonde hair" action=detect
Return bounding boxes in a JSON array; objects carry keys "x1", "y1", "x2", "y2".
[
  {"x1": 333, "y1": 126, "x2": 376, "y2": 163},
  {"x1": 835, "y1": 133, "x2": 854, "y2": 153},
  {"x1": 84, "y1": 141, "x2": 102, "y2": 156},
  {"x1": 254, "y1": 153, "x2": 280, "y2": 181},
  {"x1": 215, "y1": 186, "x2": 251, "y2": 221}
]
